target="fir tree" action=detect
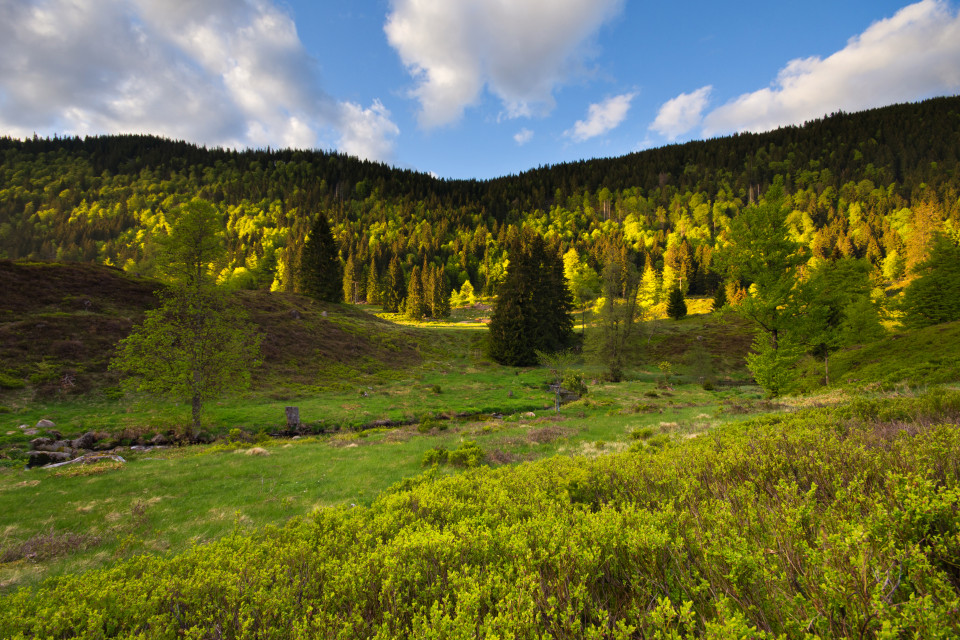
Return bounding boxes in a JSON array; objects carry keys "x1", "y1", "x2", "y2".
[{"x1": 298, "y1": 212, "x2": 343, "y2": 303}]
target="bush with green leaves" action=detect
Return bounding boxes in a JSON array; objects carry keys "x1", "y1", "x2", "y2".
[{"x1": 4, "y1": 390, "x2": 960, "y2": 639}]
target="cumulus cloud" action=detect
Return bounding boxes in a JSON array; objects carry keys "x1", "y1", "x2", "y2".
[
  {"x1": 384, "y1": 0, "x2": 624, "y2": 128},
  {"x1": 650, "y1": 86, "x2": 712, "y2": 140},
  {"x1": 338, "y1": 100, "x2": 401, "y2": 162},
  {"x1": 566, "y1": 93, "x2": 636, "y2": 142},
  {"x1": 0, "y1": 0, "x2": 399, "y2": 161},
  {"x1": 514, "y1": 128, "x2": 534, "y2": 145},
  {"x1": 701, "y1": 0, "x2": 960, "y2": 136}
]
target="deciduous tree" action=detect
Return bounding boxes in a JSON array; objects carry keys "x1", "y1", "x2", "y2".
[{"x1": 112, "y1": 198, "x2": 260, "y2": 431}]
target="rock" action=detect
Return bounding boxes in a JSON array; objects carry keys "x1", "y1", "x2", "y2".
[
  {"x1": 72, "y1": 432, "x2": 98, "y2": 450},
  {"x1": 24, "y1": 429, "x2": 38, "y2": 436},
  {"x1": 35, "y1": 419, "x2": 56, "y2": 430},
  {"x1": 27, "y1": 450, "x2": 72, "y2": 468},
  {"x1": 149, "y1": 433, "x2": 170, "y2": 446},
  {"x1": 522, "y1": 412, "x2": 536, "y2": 419},
  {"x1": 51, "y1": 440, "x2": 73, "y2": 452},
  {"x1": 17, "y1": 424, "x2": 29, "y2": 430},
  {"x1": 30, "y1": 437, "x2": 54, "y2": 450},
  {"x1": 289, "y1": 309, "x2": 301, "y2": 319}
]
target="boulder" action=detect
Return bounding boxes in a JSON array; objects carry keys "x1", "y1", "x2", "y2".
[
  {"x1": 27, "y1": 450, "x2": 72, "y2": 468},
  {"x1": 35, "y1": 419, "x2": 56, "y2": 430},
  {"x1": 30, "y1": 437, "x2": 54, "y2": 450},
  {"x1": 149, "y1": 433, "x2": 170, "y2": 446},
  {"x1": 72, "y1": 432, "x2": 98, "y2": 450}
]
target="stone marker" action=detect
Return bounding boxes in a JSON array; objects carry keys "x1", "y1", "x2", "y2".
[{"x1": 286, "y1": 406, "x2": 300, "y2": 431}]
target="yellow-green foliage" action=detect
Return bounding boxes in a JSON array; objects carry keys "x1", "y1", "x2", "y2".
[{"x1": 3, "y1": 390, "x2": 960, "y2": 637}]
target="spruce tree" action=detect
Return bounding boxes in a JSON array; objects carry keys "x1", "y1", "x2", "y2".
[
  {"x1": 405, "y1": 265, "x2": 426, "y2": 320},
  {"x1": 488, "y1": 229, "x2": 575, "y2": 365},
  {"x1": 667, "y1": 286, "x2": 687, "y2": 320},
  {"x1": 365, "y1": 257, "x2": 380, "y2": 305},
  {"x1": 421, "y1": 261, "x2": 435, "y2": 317},
  {"x1": 431, "y1": 265, "x2": 451, "y2": 318},
  {"x1": 342, "y1": 252, "x2": 358, "y2": 303},
  {"x1": 712, "y1": 282, "x2": 728, "y2": 311},
  {"x1": 901, "y1": 234, "x2": 960, "y2": 328},
  {"x1": 381, "y1": 256, "x2": 405, "y2": 313},
  {"x1": 298, "y1": 212, "x2": 343, "y2": 303}
]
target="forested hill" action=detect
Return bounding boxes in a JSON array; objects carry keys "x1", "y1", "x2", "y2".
[{"x1": 1, "y1": 96, "x2": 959, "y2": 298}]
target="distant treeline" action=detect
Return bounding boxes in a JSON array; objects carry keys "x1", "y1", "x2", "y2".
[{"x1": 1, "y1": 96, "x2": 959, "y2": 298}]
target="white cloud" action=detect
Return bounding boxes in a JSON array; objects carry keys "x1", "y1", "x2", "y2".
[
  {"x1": 702, "y1": 0, "x2": 960, "y2": 136},
  {"x1": 338, "y1": 100, "x2": 401, "y2": 163},
  {"x1": 384, "y1": 0, "x2": 624, "y2": 128},
  {"x1": 514, "y1": 128, "x2": 534, "y2": 145},
  {"x1": 0, "y1": 0, "x2": 399, "y2": 161},
  {"x1": 650, "y1": 86, "x2": 712, "y2": 140},
  {"x1": 566, "y1": 93, "x2": 636, "y2": 142}
]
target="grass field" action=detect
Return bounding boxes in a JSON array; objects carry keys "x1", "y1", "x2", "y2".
[{"x1": 3, "y1": 261, "x2": 958, "y2": 608}]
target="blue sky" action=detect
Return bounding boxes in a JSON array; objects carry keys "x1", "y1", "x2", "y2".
[{"x1": 1, "y1": 0, "x2": 959, "y2": 179}]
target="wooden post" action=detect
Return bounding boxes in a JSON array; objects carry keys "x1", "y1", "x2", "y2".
[{"x1": 285, "y1": 406, "x2": 300, "y2": 431}]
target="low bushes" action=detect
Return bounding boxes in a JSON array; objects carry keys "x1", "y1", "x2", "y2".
[{"x1": 3, "y1": 390, "x2": 960, "y2": 638}]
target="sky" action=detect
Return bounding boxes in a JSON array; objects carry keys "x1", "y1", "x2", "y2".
[{"x1": 1, "y1": 0, "x2": 959, "y2": 180}]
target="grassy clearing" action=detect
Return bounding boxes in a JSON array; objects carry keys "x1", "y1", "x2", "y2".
[
  {"x1": 0, "y1": 377, "x2": 766, "y2": 591},
  {"x1": 4, "y1": 390, "x2": 959, "y2": 638}
]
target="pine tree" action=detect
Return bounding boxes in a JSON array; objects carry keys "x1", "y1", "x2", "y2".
[
  {"x1": 298, "y1": 212, "x2": 343, "y2": 303},
  {"x1": 381, "y1": 256, "x2": 405, "y2": 313},
  {"x1": 667, "y1": 286, "x2": 687, "y2": 320}
]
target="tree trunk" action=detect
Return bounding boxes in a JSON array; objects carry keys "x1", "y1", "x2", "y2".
[
  {"x1": 192, "y1": 393, "x2": 202, "y2": 431},
  {"x1": 824, "y1": 354, "x2": 829, "y2": 386}
]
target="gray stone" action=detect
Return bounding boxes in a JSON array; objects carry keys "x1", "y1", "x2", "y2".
[
  {"x1": 35, "y1": 419, "x2": 56, "y2": 430},
  {"x1": 27, "y1": 450, "x2": 72, "y2": 468},
  {"x1": 72, "y1": 432, "x2": 98, "y2": 450},
  {"x1": 150, "y1": 433, "x2": 170, "y2": 446},
  {"x1": 30, "y1": 437, "x2": 54, "y2": 450}
]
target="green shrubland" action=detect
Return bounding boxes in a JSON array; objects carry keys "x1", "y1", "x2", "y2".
[{"x1": 3, "y1": 390, "x2": 959, "y2": 638}]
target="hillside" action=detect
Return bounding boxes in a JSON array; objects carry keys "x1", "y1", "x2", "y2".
[
  {"x1": 0, "y1": 260, "x2": 424, "y2": 403},
  {"x1": 1, "y1": 96, "x2": 959, "y2": 307}
]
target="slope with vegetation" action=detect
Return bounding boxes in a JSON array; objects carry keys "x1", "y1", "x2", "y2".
[
  {"x1": 2, "y1": 390, "x2": 959, "y2": 638},
  {"x1": 2, "y1": 97, "x2": 959, "y2": 312}
]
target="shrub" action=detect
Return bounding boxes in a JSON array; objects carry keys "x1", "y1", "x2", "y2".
[
  {"x1": 421, "y1": 447, "x2": 447, "y2": 466},
  {"x1": 446, "y1": 440, "x2": 485, "y2": 467},
  {"x1": 0, "y1": 372, "x2": 25, "y2": 390}
]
